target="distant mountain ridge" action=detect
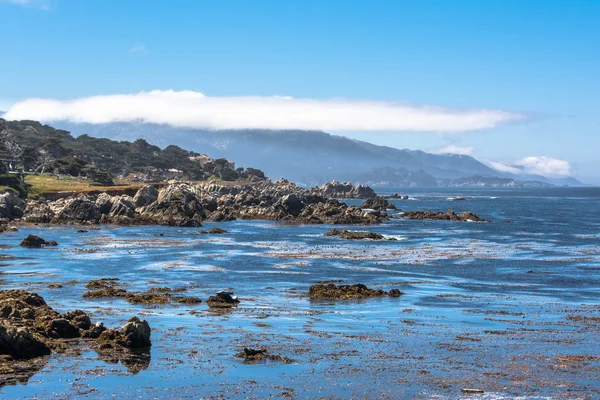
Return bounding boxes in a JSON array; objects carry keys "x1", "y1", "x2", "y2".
[{"x1": 45, "y1": 121, "x2": 583, "y2": 187}]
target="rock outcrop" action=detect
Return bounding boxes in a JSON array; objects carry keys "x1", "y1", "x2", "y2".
[
  {"x1": 360, "y1": 196, "x2": 397, "y2": 211},
  {"x1": 19, "y1": 180, "x2": 386, "y2": 226},
  {"x1": 0, "y1": 290, "x2": 151, "y2": 385},
  {"x1": 0, "y1": 191, "x2": 25, "y2": 220},
  {"x1": 324, "y1": 228, "x2": 394, "y2": 240},
  {"x1": 308, "y1": 283, "x2": 404, "y2": 300},
  {"x1": 316, "y1": 181, "x2": 377, "y2": 199},
  {"x1": 401, "y1": 209, "x2": 488, "y2": 222}
]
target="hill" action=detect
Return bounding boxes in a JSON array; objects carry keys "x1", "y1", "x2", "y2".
[
  {"x1": 0, "y1": 118, "x2": 266, "y2": 192},
  {"x1": 50, "y1": 121, "x2": 506, "y2": 186}
]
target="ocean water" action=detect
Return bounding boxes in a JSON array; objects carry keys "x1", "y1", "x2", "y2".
[{"x1": 1, "y1": 187, "x2": 599, "y2": 399}]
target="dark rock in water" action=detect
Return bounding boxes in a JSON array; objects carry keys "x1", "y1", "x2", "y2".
[
  {"x1": 62, "y1": 310, "x2": 92, "y2": 330},
  {"x1": 82, "y1": 322, "x2": 107, "y2": 339},
  {"x1": 77, "y1": 229, "x2": 88, "y2": 233},
  {"x1": 0, "y1": 288, "x2": 152, "y2": 385},
  {"x1": 360, "y1": 196, "x2": 397, "y2": 211},
  {"x1": 85, "y1": 278, "x2": 120, "y2": 289},
  {"x1": 324, "y1": 228, "x2": 393, "y2": 241},
  {"x1": 97, "y1": 317, "x2": 151, "y2": 349},
  {"x1": 0, "y1": 325, "x2": 51, "y2": 359},
  {"x1": 207, "y1": 291, "x2": 240, "y2": 308},
  {"x1": 46, "y1": 318, "x2": 81, "y2": 339},
  {"x1": 120, "y1": 317, "x2": 151, "y2": 348},
  {"x1": 84, "y1": 287, "x2": 128, "y2": 299},
  {"x1": 209, "y1": 227, "x2": 227, "y2": 234},
  {"x1": 235, "y1": 347, "x2": 293, "y2": 363},
  {"x1": 308, "y1": 283, "x2": 402, "y2": 300},
  {"x1": 19, "y1": 234, "x2": 56, "y2": 248},
  {"x1": 401, "y1": 209, "x2": 488, "y2": 222},
  {"x1": 388, "y1": 289, "x2": 404, "y2": 298},
  {"x1": 200, "y1": 227, "x2": 228, "y2": 234}
]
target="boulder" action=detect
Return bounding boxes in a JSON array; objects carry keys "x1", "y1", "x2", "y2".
[
  {"x1": 119, "y1": 317, "x2": 151, "y2": 348},
  {"x1": 280, "y1": 193, "x2": 304, "y2": 216},
  {"x1": 46, "y1": 318, "x2": 80, "y2": 339},
  {"x1": 0, "y1": 325, "x2": 51, "y2": 359},
  {"x1": 95, "y1": 193, "x2": 113, "y2": 214},
  {"x1": 19, "y1": 234, "x2": 55, "y2": 248}
]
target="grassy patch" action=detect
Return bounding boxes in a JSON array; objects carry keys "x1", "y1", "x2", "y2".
[{"x1": 25, "y1": 174, "x2": 143, "y2": 199}]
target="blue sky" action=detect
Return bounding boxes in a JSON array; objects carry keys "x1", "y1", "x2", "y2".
[{"x1": 1, "y1": 0, "x2": 599, "y2": 182}]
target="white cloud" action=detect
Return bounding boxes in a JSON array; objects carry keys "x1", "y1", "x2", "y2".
[
  {"x1": 3, "y1": 90, "x2": 523, "y2": 133},
  {"x1": 129, "y1": 44, "x2": 148, "y2": 54},
  {"x1": 432, "y1": 145, "x2": 475, "y2": 155},
  {"x1": 486, "y1": 156, "x2": 574, "y2": 178}
]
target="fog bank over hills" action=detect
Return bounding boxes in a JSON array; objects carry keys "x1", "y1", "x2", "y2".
[{"x1": 48, "y1": 121, "x2": 583, "y2": 187}]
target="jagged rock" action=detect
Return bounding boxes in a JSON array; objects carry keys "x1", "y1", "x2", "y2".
[
  {"x1": 19, "y1": 180, "x2": 388, "y2": 226},
  {"x1": 139, "y1": 184, "x2": 205, "y2": 226},
  {"x1": 62, "y1": 310, "x2": 92, "y2": 330},
  {"x1": 316, "y1": 181, "x2": 377, "y2": 199},
  {"x1": 360, "y1": 196, "x2": 397, "y2": 211},
  {"x1": 95, "y1": 193, "x2": 113, "y2": 214},
  {"x1": 0, "y1": 192, "x2": 25, "y2": 220},
  {"x1": 54, "y1": 196, "x2": 101, "y2": 223},
  {"x1": 132, "y1": 185, "x2": 158, "y2": 207},
  {"x1": 0, "y1": 325, "x2": 50, "y2": 359},
  {"x1": 23, "y1": 200, "x2": 54, "y2": 223},
  {"x1": 108, "y1": 195, "x2": 136, "y2": 218},
  {"x1": 308, "y1": 283, "x2": 403, "y2": 300}
]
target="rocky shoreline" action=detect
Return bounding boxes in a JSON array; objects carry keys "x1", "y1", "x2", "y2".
[
  {"x1": 0, "y1": 180, "x2": 387, "y2": 227},
  {"x1": 0, "y1": 290, "x2": 151, "y2": 386}
]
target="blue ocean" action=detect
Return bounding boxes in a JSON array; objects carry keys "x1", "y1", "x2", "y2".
[{"x1": 1, "y1": 187, "x2": 599, "y2": 399}]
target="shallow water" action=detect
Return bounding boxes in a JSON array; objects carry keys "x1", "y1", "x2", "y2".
[{"x1": 1, "y1": 187, "x2": 599, "y2": 398}]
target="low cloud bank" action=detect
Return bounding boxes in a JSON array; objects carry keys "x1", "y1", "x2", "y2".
[
  {"x1": 432, "y1": 145, "x2": 475, "y2": 155},
  {"x1": 487, "y1": 156, "x2": 574, "y2": 178},
  {"x1": 4, "y1": 90, "x2": 523, "y2": 133}
]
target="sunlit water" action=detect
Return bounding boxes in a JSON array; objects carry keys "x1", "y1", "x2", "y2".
[{"x1": 1, "y1": 188, "x2": 599, "y2": 398}]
